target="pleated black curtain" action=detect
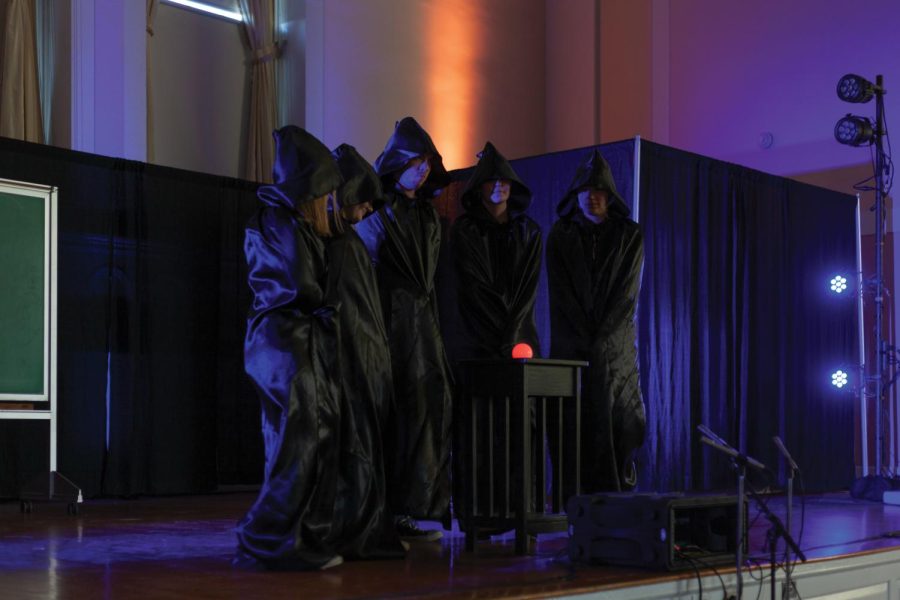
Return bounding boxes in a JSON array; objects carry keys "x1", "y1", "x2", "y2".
[
  {"x1": 635, "y1": 140, "x2": 857, "y2": 492},
  {"x1": 0, "y1": 137, "x2": 262, "y2": 498}
]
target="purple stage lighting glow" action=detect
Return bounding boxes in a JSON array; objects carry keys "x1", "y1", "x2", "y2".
[
  {"x1": 831, "y1": 370, "x2": 848, "y2": 389},
  {"x1": 830, "y1": 275, "x2": 848, "y2": 293}
]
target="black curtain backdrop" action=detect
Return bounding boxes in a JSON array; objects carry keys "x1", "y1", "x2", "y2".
[
  {"x1": 635, "y1": 140, "x2": 857, "y2": 492},
  {"x1": 1, "y1": 135, "x2": 857, "y2": 498},
  {"x1": 0, "y1": 137, "x2": 262, "y2": 498}
]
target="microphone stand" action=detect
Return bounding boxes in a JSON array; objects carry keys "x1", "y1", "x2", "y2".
[
  {"x1": 774, "y1": 436, "x2": 800, "y2": 598},
  {"x1": 745, "y1": 484, "x2": 807, "y2": 600},
  {"x1": 699, "y1": 426, "x2": 766, "y2": 600}
]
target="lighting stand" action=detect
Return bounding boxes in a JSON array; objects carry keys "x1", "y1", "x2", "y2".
[{"x1": 872, "y1": 75, "x2": 889, "y2": 478}]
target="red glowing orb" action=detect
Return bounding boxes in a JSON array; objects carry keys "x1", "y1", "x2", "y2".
[{"x1": 511, "y1": 343, "x2": 533, "y2": 359}]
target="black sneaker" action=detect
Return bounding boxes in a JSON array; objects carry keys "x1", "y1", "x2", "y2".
[{"x1": 395, "y1": 515, "x2": 443, "y2": 542}]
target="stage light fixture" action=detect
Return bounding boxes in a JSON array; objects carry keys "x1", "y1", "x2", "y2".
[
  {"x1": 831, "y1": 370, "x2": 848, "y2": 389},
  {"x1": 830, "y1": 275, "x2": 848, "y2": 293},
  {"x1": 834, "y1": 115, "x2": 875, "y2": 147},
  {"x1": 837, "y1": 74, "x2": 876, "y2": 104}
]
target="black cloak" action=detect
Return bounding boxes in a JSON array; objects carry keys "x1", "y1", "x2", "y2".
[
  {"x1": 324, "y1": 143, "x2": 403, "y2": 557},
  {"x1": 237, "y1": 126, "x2": 343, "y2": 570},
  {"x1": 356, "y1": 117, "x2": 453, "y2": 521},
  {"x1": 547, "y1": 149, "x2": 646, "y2": 493},
  {"x1": 449, "y1": 142, "x2": 543, "y2": 521},
  {"x1": 450, "y1": 141, "x2": 542, "y2": 359}
]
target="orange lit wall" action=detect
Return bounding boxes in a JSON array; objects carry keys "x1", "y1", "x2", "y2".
[
  {"x1": 308, "y1": 0, "x2": 546, "y2": 169},
  {"x1": 598, "y1": 0, "x2": 653, "y2": 143}
]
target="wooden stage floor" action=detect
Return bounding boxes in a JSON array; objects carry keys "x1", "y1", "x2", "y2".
[{"x1": 2, "y1": 490, "x2": 900, "y2": 599}]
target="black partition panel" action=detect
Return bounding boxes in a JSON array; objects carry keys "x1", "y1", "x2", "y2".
[
  {"x1": 635, "y1": 141, "x2": 857, "y2": 492},
  {"x1": 0, "y1": 137, "x2": 262, "y2": 498}
]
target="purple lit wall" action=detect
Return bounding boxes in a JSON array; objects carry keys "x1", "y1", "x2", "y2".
[{"x1": 664, "y1": 0, "x2": 900, "y2": 178}]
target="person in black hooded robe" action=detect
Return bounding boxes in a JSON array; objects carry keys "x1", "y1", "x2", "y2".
[
  {"x1": 323, "y1": 143, "x2": 405, "y2": 559},
  {"x1": 449, "y1": 141, "x2": 543, "y2": 529},
  {"x1": 355, "y1": 117, "x2": 452, "y2": 540},
  {"x1": 450, "y1": 141, "x2": 542, "y2": 359},
  {"x1": 547, "y1": 149, "x2": 646, "y2": 493},
  {"x1": 236, "y1": 126, "x2": 345, "y2": 571}
]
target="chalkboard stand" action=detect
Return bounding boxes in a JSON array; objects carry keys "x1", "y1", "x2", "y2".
[{"x1": 20, "y1": 470, "x2": 83, "y2": 515}]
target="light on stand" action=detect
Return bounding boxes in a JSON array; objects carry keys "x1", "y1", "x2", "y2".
[
  {"x1": 829, "y1": 275, "x2": 848, "y2": 293},
  {"x1": 831, "y1": 369, "x2": 849, "y2": 389},
  {"x1": 835, "y1": 73, "x2": 890, "y2": 482},
  {"x1": 837, "y1": 73, "x2": 877, "y2": 104},
  {"x1": 834, "y1": 115, "x2": 875, "y2": 147}
]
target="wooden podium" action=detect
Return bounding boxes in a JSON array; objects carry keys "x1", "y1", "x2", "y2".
[{"x1": 456, "y1": 358, "x2": 586, "y2": 554}]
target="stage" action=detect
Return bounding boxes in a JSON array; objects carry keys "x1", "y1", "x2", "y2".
[{"x1": 2, "y1": 491, "x2": 900, "y2": 599}]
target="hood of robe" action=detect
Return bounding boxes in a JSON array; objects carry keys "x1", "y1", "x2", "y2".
[
  {"x1": 556, "y1": 148, "x2": 629, "y2": 219},
  {"x1": 257, "y1": 126, "x2": 342, "y2": 210},
  {"x1": 333, "y1": 143, "x2": 386, "y2": 208},
  {"x1": 373, "y1": 116, "x2": 449, "y2": 196},
  {"x1": 459, "y1": 141, "x2": 532, "y2": 216}
]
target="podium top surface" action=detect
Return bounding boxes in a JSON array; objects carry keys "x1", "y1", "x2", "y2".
[{"x1": 456, "y1": 358, "x2": 589, "y2": 368}]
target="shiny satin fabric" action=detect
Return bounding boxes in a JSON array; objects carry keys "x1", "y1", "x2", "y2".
[
  {"x1": 451, "y1": 142, "x2": 542, "y2": 360},
  {"x1": 448, "y1": 145, "x2": 543, "y2": 522},
  {"x1": 547, "y1": 212, "x2": 646, "y2": 492},
  {"x1": 238, "y1": 206, "x2": 341, "y2": 570},
  {"x1": 356, "y1": 190, "x2": 453, "y2": 521},
  {"x1": 450, "y1": 206, "x2": 542, "y2": 359},
  {"x1": 325, "y1": 226, "x2": 405, "y2": 558}
]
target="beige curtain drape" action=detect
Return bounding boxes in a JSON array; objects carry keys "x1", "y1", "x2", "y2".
[
  {"x1": 238, "y1": 0, "x2": 279, "y2": 183},
  {"x1": 146, "y1": 0, "x2": 158, "y2": 161},
  {"x1": 0, "y1": 0, "x2": 43, "y2": 142}
]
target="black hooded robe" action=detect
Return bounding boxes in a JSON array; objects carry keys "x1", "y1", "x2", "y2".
[
  {"x1": 239, "y1": 208, "x2": 341, "y2": 570},
  {"x1": 448, "y1": 142, "x2": 543, "y2": 521},
  {"x1": 450, "y1": 142, "x2": 542, "y2": 360},
  {"x1": 322, "y1": 143, "x2": 404, "y2": 558},
  {"x1": 547, "y1": 150, "x2": 646, "y2": 493},
  {"x1": 357, "y1": 192, "x2": 453, "y2": 520},
  {"x1": 355, "y1": 117, "x2": 453, "y2": 521},
  {"x1": 236, "y1": 126, "x2": 343, "y2": 570}
]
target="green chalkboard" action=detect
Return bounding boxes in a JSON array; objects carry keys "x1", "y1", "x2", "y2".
[{"x1": 0, "y1": 189, "x2": 46, "y2": 397}]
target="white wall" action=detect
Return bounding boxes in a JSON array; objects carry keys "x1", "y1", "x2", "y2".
[
  {"x1": 305, "y1": 0, "x2": 546, "y2": 169},
  {"x1": 150, "y1": 3, "x2": 247, "y2": 178}
]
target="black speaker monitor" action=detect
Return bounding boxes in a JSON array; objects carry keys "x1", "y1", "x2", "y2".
[{"x1": 567, "y1": 493, "x2": 747, "y2": 571}]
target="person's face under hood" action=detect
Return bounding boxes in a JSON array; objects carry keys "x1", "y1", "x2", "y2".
[
  {"x1": 480, "y1": 179, "x2": 511, "y2": 206},
  {"x1": 341, "y1": 200, "x2": 374, "y2": 224},
  {"x1": 577, "y1": 186, "x2": 609, "y2": 223},
  {"x1": 395, "y1": 156, "x2": 432, "y2": 194}
]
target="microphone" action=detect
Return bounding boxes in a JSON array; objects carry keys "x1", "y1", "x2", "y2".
[
  {"x1": 773, "y1": 436, "x2": 800, "y2": 473},
  {"x1": 697, "y1": 423, "x2": 729, "y2": 447},
  {"x1": 700, "y1": 436, "x2": 768, "y2": 472}
]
